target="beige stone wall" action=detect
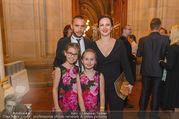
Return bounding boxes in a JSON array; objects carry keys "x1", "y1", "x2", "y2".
[
  {"x1": 2, "y1": 0, "x2": 72, "y2": 87},
  {"x1": 127, "y1": 0, "x2": 179, "y2": 41},
  {"x1": 3, "y1": 0, "x2": 72, "y2": 65}
]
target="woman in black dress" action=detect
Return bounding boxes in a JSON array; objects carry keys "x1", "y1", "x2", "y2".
[
  {"x1": 90, "y1": 15, "x2": 134, "y2": 119},
  {"x1": 159, "y1": 24, "x2": 179, "y2": 113}
]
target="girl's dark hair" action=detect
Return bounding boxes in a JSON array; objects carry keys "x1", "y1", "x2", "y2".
[
  {"x1": 81, "y1": 49, "x2": 97, "y2": 60},
  {"x1": 63, "y1": 25, "x2": 71, "y2": 37},
  {"x1": 98, "y1": 15, "x2": 113, "y2": 27},
  {"x1": 65, "y1": 43, "x2": 81, "y2": 56},
  {"x1": 129, "y1": 35, "x2": 136, "y2": 43}
]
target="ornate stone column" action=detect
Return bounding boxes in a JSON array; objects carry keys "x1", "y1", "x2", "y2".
[{"x1": 45, "y1": 0, "x2": 54, "y2": 57}]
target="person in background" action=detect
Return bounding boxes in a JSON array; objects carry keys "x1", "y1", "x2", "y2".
[
  {"x1": 159, "y1": 27, "x2": 168, "y2": 36},
  {"x1": 129, "y1": 35, "x2": 138, "y2": 57},
  {"x1": 129, "y1": 35, "x2": 138, "y2": 82},
  {"x1": 159, "y1": 24, "x2": 179, "y2": 119},
  {"x1": 159, "y1": 27, "x2": 169, "y2": 111},
  {"x1": 90, "y1": 24, "x2": 99, "y2": 41},
  {"x1": 60, "y1": 24, "x2": 72, "y2": 40},
  {"x1": 119, "y1": 25, "x2": 135, "y2": 108},
  {"x1": 169, "y1": 31, "x2": 171, "y2": 40},
  {"x1": 137, "y1": 18, "x2": 170, "y2": 119}
]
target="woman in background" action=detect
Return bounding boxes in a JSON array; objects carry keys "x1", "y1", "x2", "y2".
[
  {"x1": 129, "y1": 35, "x2": 138, "y2": 57},
  {"x1": 129, "y1": 35, "x2": 138, "y2": 81},
  {"x1": 90, "y1": 24, "x2": 99, "y2": 41},
  {"x1": 159, "y1": 24, "x2": 179, "y2": 118},
  {"x1": 60, "y1": 24, "x2": 72, "y2": 40}
]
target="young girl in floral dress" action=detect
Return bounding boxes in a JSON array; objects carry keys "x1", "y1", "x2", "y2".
[
  {"x1": 77, "y1": 49, "x2": 105, "y2": 113},
  {"x1": 52, "y1": 43, "x2": 80, "y2": 115}
]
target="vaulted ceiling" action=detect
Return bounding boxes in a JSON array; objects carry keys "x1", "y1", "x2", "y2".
[{"x1": 80, "y1": 0, "x2": 115, "y2": 25}]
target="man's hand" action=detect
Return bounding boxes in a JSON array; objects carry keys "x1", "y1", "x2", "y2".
[{"x1": 52, "y1": 67, "x2": 57, "y2": 80}]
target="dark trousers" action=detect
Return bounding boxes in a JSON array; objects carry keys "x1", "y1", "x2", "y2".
[
  {"x1": 131, "y1": 60, "x2": 136, "y2": 81},
  {"x1": 139, "y1": 75, "x2": 162, "y2": 111},
  {"x1": 105, "y1": 89, "x2": 123, "y2": 119},
  {"x1": 159, "y1": 81, "x2": 166, "y2": 109}
]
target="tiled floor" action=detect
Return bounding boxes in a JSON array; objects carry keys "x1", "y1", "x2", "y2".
[
  {"x1": 21, "y1": 81, "x2": 171, "y2": 119},
  {"x1": 21, "y1": 81, "x2": 143, "y2": 111}
]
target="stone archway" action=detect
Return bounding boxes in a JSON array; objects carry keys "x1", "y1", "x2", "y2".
[{"x1": 72, "y1": 0, "x2": 127, "y2": 39}]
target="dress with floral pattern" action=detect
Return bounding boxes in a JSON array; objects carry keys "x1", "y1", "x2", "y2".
[
  {"x1": 79, "y1": 71, "x2": 100, "y2": 112},
  {"x1": 57, "y1": 65, "x2": 79, "y2": 113}
]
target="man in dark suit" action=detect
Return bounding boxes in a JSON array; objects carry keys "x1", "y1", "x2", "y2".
[
  {"x1": 137, "y1": 18, "x2": 170, "y2": 119},
  {"x1": 119, "y1": 25, "x2": 135, "y2": 108},
  {"x1": 52, "y1": 15, "x2": 92, "y2": 79}
]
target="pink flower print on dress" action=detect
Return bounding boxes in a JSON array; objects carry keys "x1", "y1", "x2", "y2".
[
  {"x1": 88, "y1": 77, "x2": 94, "y2": 81},
  {"x1": 72, "y1": 83, "x2": 77, "y2": 93},
  {"x1": 73, "y1": 67, "x2": 78, "y2": 74},
  {"x1": 62, "y1": 90, "x2": 78, "y2": 111},
  {"x1": 59, "y1": 90, "x2": 66, "y2": 98},
  {"x1": 68, "y1": 91, "x2": 78, "y2": 111},
  {"x1": 83, "y1": 90, "x2": 97, "y2": 112},
  {"x1": 93, "y1": 74, "x2": 99, "y2": 83},
  {"x1": 62, "y1": 73, "x2": 71, "y2": 86},
  {"x1": 80, "y1": 75, "x2": 89, "y2": 85},
  {"x1": 90, "y1": 83, "x2": 99, "y2": 96},
  {"x1": 69, "y1": 69, "x2": 76, "y2": 79}
]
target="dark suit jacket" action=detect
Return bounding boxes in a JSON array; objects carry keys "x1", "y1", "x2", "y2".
[
  {"x1": 119, "y1": 35, "x2": 135, "y2": 65},
  {"x1": 53, "y1": 36, "x2": 93, "y2": 68},
  {"x1": 137, "y1": 32, "x2": 170, "y2": 77}
]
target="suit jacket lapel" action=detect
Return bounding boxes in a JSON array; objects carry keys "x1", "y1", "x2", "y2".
[{"x1": 83, "y1": 37, "x2": 88, "y2": 49}]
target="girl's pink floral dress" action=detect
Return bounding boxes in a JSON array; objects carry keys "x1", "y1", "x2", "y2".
[
  {"x1": 79, "y1": 71, "x2": 100, "y2": 112},
  {"x1": 52, "y1": 65, "x2": 79, "y2": 114}
]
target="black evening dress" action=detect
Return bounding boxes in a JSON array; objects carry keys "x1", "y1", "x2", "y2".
[
  {"x1": 90, "y1": 39, "x2": 134, "y2": 118},
  {"x1": 160, "y1": 44, "x2": 179, "y2": 110}
]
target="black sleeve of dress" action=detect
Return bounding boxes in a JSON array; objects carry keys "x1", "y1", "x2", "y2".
[
  {"x1": 53, "y1": 40, "x2": 62, "y2": 70},
  {"x1": 160, "y1": 46, "x2": 176, "y2": 71},
  {"x1": 119, "y1": 40, "x2": 135, "y2": 85}
]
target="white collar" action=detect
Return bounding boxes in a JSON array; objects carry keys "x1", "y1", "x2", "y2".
[{"x1": 71, "y1": 35, "x2": 83, "y2": 40}]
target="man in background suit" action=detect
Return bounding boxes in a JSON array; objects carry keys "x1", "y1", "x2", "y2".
[
  {"x1": 137, "y1": 18, "x2": 170, "y2": 119},
  {"x1": 119, "y1": 25, "x2": 135, "y2": 108},
  {"x1": 52, "y1": 15, "x2": 92, "y2": 79}
]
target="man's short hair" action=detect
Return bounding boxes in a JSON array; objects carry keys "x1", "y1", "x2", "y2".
[
  {"x1": 150, "y1": 18, "x2": 161, "y2": 30},
  {"x1": 72, "y1": 15, "x2": 85, "y2": 24},
  {"x1": 121, "y1": 25, "x2": 130, "y2": 33}
]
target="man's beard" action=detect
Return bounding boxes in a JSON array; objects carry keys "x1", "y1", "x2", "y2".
[{"x1": 73, "y1": 32, "x2": 83, "y2": 38}]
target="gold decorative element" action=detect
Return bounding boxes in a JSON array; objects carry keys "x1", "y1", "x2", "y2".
[
  {"x1": 0, "y1": 77, "x2": 8, "y2": 86},
  {"x1": 114, "y1": 72, "x2": 129, "y2": 100},
  {"x1": 1, "y1": 77, "x2": 12, "y2": 90}
]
